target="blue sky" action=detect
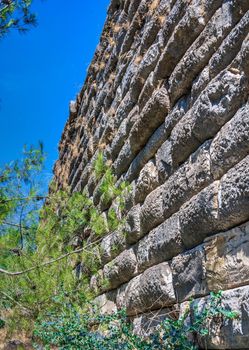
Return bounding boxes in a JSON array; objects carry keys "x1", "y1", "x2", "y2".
[{"x1": 0, "y1": 0, "x2": 109, "y2": 177}]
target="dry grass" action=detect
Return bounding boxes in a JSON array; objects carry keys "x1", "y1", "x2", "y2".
[
  {"x1": 134, "y1": 55, "x2": 143, "y2": 64},
  {"x1": 157, "y1": 14, "x2": 166, "y2": 25},
  {"x1": 98, "y1": 143, "x2": 107, "y2": 150},
  {"x1": 108, "y1": 72, "x2": 116, "y2": 84},
  {"x1": 149, "y1": 0, "x2": 160, "y2": 13}
]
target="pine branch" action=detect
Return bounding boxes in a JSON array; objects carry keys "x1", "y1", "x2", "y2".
[
  {"x1": 0, "y1": 290, "x2": 32, "y2": 313},
  {"x1": 0, "y1": 237, "x2": 103, "y2": 276},
  {"x1": 1, "y1": 221, "x2": 30, "y2": 230}
]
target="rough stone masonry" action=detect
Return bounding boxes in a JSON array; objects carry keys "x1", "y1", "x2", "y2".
[{"x1": 54, "y1": 0, "x2": 249, "y2": 348}]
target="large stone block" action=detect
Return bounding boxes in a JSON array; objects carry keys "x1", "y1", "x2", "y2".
[
  {"x1": 210, "y1": 102, "x2": 249, "y2": 179},
  {"x1": 155, "y1": 140, "x2": 174, "y2": 184},
  {"x1": 93, "y1": 292, "x2": 117, "y2": 315},
  {"x1": 125, "y1": 262, "x2": 176, "y2": 315},
  {"x1": 125, "y1": 204, "x2": 142, "y2": 244},
  {"x1": 171, "y1": 245, "x2": 208, "y2": 302},
  {"x1": 125, "y1": 123, "x2": 166, "y2": 183},
  {"x1": 138, "y1": 72, "x2": 156, "y2": 111},
  {"x1": 162, "y1": 140, "x2": 212, "y2": 219},
  {"x1": 113, "y1": 140, "x2": 134, "y2": 177},
  {"x1": 129, "y1": 87, "x2": 170, "y2": 150},
  {"x1": 103, "y1": 247, "x2": 138, "y2": 290},
  {"x1": 180, "y1": 182, "x2": 219, "y2": 249},
  {"x1": 134, "y1": 160, "x2": 159, "y2": 203},
  {"x1": 140, "y1": 185, "x2": 164, "y2": 236},
  {"x1": 205, "y1": 221, "x2": 249, "y2": 292},
  {"x1": 218, "y1": 156, "x2": 249, "y2": 230},
  {"x1": 100, "y1": 228, "x2": 127, "y2": 265},
  {"x1": 132, "y1": 306, "x2": 177, "y2": 336},
  {"x1": 137, "y1": 213, "x2": 184, "y2": 272}
]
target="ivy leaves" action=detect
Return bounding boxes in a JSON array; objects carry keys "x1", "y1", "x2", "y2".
[{"x1": 33, "y1": 292, "x2": 239, "y2": 350}]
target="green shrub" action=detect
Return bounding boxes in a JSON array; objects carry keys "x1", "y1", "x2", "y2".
[{"x1": 33, "y1": 291, "x2": 238, "y2": 350}]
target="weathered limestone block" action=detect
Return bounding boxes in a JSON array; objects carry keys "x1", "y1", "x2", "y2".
[
  {"x1": 210, "y1": 102, "x2": 249, "y2": 180},
  {"x1": 240, "y1": 34, "x2": 249, "y2": 77},
  {"x1": 132, "y1": 306, "x2": 177, "y2": 336},
  {"x1": 100, "y1": 228, "x2": 127, "y2": 265},
  {"x1": 90, "y1": 270, "x2": 104, "y2": 294},
  {"x1": 155, "y1": 0, "x2": 223, "y2": 79},
  {"x1": 205, "y1": 221, "x2": 249, "y2": 292},
  {"x1": 129, "y1": 87, "x2": 170, "y2": 150},
  {"x1": 138, "y1": 72, "x2": 156, "y2": 110},
  {"x1": 180, "y1": 181, "x2": 219, "y2": 249},
  {"x1": 109, "y1": 106, "x2": 138, "y2": 161},
  {"x1": 137, "y1": 213, "x2": 184, "y2": 272},
  {"x1": 106, "y1": 116, "x2": 127, "y2": 161},
  {"x1": 155, "y1": 140, "x2": 173, "y2": 184},
  {"x1": 125, "y1": 204, "x2": 142, "y2": 244},
  {"x1": 114, "y1": 92, "x2": 135, "y2": 127},
  {"x1": 218, "y1": 155, "x2": 249, "y2": 229},
  {"x1": 138, "y1": 0, "x2": 173, "y2": 53},
  {"x1": 112, "y1": 140, "x2": 134, "y2": 177},
  {"x1": 171, "y1": 69, "x2": 248, "y2": 165},
  {"x1": 78, "y1": 162, "x2": 92, "y2": 190},
  {"x1": 125, "y1": 123, "x2": 166, "y2": 183},
  {"x1": 93, "y1": 87, "x2": 108, "y2": 118},
  {"x1": 94, "y1": 291, "x2": 117, "y2": 315},
  {"x1": 140, "y1": 185, "x2": 164, "y2": 236},
  {"x1": 192, "y1": 286, "x2": 249, "y2": 349},
  {"x1": 87, "y1": 174, "x2": 98, "y2": 197},
  {"x1": 164, "y1": 95, "x2": 189, "y2": 137},
  {"x1": 171, "y1": 245, "x2": 208, "y2": 302},
  {"x1": 113, "y1": 58, "x2": 130, "y2": 94},
  {"x1": 103, "y1": 247, "x2": 138, "y2": 290},
  {"x1": 121, "y1": 59, "x2": 140, "y2": 99},
  {"x1": 122, "y1": 179, "x2": 136, "y2": 213},
  {"x1": 130, "y1": 43, "x2": 161, "y2": 101},
  {"x1": 124, "y1": 262, "x2": 176, "y2": 315},
  {"x1": 168, "y1": 1, "x2": 247, "y2": 104},
  {"x1": 134, "y1": 160, "x2": 159, "y2": 203},
  {"x1": 162, "y1": 140, "x2": 212, "y2": 219}
]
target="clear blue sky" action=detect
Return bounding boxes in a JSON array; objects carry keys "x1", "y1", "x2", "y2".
[{"x1": 0, "y1": 0, "x2": 110, "y2": 178}]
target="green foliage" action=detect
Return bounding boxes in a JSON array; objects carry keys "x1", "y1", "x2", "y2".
[
  {"x1": 93, "y1": 152, "x2": 130, "y2": 212},
  {"x1": 154, "y1": 290, "x2": 239, "y2": 350},
  {"x1": 0, "y1": 317, "x2": 5, "y2": 328},
  {"x1": 0, "y1": 0, "x2": 37, "y2": 39},
  {"x1": 33, "y1": 305, "x2": 149, "y2": 350},
  {"x1": 0, "y1": 148, "x2": 129, "y2": 338},
  {"x1": 93, "y1": 152, "x2": 107, "y2": 180},
  {"x1": 33, "y1": 291, "x2": 238, "y2": 350}
]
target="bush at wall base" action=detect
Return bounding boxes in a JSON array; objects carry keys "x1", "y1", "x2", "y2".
[{"x1": 33, "y1": 291, "x2": 238, "y2": 350}]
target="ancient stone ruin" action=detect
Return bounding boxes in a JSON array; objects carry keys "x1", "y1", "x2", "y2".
[{"x1": 54, "y1": 0, "x2": 249, "y2": 348}]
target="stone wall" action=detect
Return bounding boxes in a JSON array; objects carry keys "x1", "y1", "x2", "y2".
[{"x1": 54, "y1": 0, "x2": 249, "y2": 347}]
